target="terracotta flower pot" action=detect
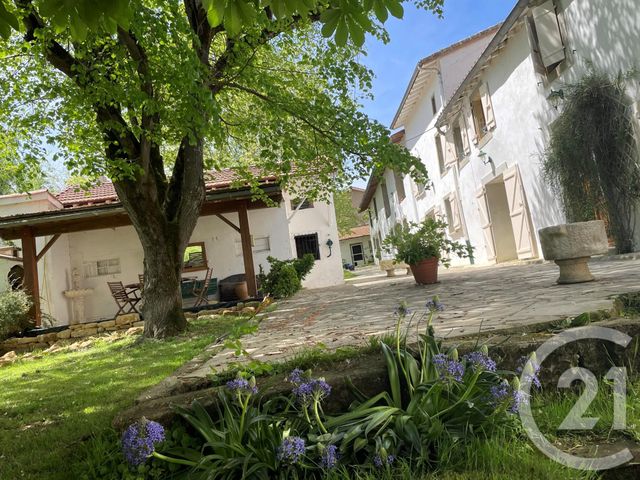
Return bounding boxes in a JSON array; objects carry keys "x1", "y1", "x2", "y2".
[{"x1": 410, "y1": 257, "x2": 439, "y2": 285}]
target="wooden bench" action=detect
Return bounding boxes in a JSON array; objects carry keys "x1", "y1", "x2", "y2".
[{"x1": 379, "y1": 260, "x2": 411, "y2": 277}]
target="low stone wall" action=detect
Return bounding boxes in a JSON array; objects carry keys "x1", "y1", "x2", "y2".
[
  {"x1": 113, "y1": 318, "x2": 640, "y2": 431},
  {"x1": 0, "y1": 313, "x2": 142, "y2": 355}
]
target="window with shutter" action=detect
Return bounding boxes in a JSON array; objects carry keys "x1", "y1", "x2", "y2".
[
  {"x1": 478, "y1": 83, "x2": 496, "y2": 130},
  {"x1": 471, "y1": 91, "x2": 488, "y2": 140},
  {"x1": 381, "y1": 182, "x2": 391, "y2": 218},
  {"x1": 465, "y1": 103, "x2": 478, "y2": 146},
  {"x1": 444, "y1": 129, "x2": 457, "y2": 168},
  {"x1": 431, "y1": 95, "x2": 437, "y2": 115},
  {"x1": 453, "y1": 124, "x2": 465, "y2": 161},
  {"x1": 435, "y1": 134, "x2": 446, "y2": 175},
  {"x1": 459, "y1": 115, "x2": 470, "y2": 155},
  {"x1": 394, "y1": 172, "x2": 406, "y2": 202},
  {"x1": 531, "y1": 0, "x2": 565, "y2": 72},
  {"x1": 444, "y1": 195, "x2": 462, "y2": 234}
]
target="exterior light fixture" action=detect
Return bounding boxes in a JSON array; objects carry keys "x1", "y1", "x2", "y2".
[
  {"x1": 326, "y1": 238, "x2": 334, "y2": 257},
  {"x1": 547, "y1": 89, "x2": 565, "y2": 109},
  {"x1": 478, "y1": 150, "x2": 493, "y2": 166}
]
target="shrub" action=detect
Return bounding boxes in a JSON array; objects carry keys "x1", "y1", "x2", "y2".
[
  {"x1": 0, "y1": 289, "x2": 33, "y2": 340},
  {"x1": 259, "y1": 254, "x2": 315, "y2": 298}
]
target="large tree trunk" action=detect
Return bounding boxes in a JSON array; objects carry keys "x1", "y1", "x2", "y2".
[
  {"x1": 138, "y1": 221, "x2": 189, "y2": 338},
  {"x1": 114, "y1": 140, "x2": 206, "y2": 338}
]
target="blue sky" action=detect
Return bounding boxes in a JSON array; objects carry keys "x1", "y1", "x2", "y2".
[{"x1": 359, "y1": 0, "x2": 517, "y2": 127}]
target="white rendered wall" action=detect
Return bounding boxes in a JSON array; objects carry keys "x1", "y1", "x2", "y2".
[
  {"x1": 285, "y1": 192, "x2": 344, "y2": 289},
  {"x1": 339, "y1": 236, "x2": 373, "y2": 266}
]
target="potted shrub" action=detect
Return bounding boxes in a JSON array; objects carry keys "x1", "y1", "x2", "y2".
[{"x1": 383, "y1": 217, "x2": 473, "y2": 284}]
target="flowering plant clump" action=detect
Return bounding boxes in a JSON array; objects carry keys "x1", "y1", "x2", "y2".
[
  {"x1": 432, "y1": 353, "x2": 465, "y2": 382},
  {"x1": 373, "y1": 453, "x2": 396, "y2": 467},
  {"x1": 463, "y1": 351, "x2": 497, "y2": 372},
  {"x1": 226, "y1": 377, "x2": 258, "y2": 395},
  {"x1": 292, "y1": 377, "x2": 332, "y2": 404},
  {"x1": 287, "y1": 369, "x2": 332, "y2": 434},
  {"x1": 490, "y1": 381, "x2": 524, "y2": 413},
  {"x1": 320, "y1": 444, "x2": 339, "y2": 470},
  {"x1": 121, "y1": 418, "x2": 165, "y2": 467},
  {"x1": 426, "y1": 297, "x2": 445, "y2": 312},
  {"x1": 517, "y1": 354, "x2": 542, "y2": 389},
  {"x1": 154, "y1": 296, "x2": 530, "y2": 479},
  {"x1": 278, "y1": 436, "x2": 306, "y2": 464}
]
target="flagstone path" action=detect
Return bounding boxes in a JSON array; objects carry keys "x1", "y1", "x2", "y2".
[{"x1": 138, "y1": 256, "x2": 640, "y2": 402}]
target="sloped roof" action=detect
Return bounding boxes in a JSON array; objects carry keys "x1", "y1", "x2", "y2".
[
  {"x1": 391, "y1": 23, "x2": 501, "y2": 130},
  {"x1": 340, "y1": 224, "x2": 370, "y2": 241},
  {"x1": 358, "y1": 130, "x2": 405, "y2": 212},
  {"x1": 56, "y1": 168, "x2": 278, "y2": 208},
  {"x1": 436, "y1": 0, "x2": 530, "y2": 127}
]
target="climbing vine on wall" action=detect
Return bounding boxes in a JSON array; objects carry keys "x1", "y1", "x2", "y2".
[{"x1": 543, "y1": 69, "x2": 640, "y2": 253}]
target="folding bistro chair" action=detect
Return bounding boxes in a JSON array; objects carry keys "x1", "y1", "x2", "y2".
[
  {"x1": 107, "y1": 281, "x2": 141, "y2": 315},
  {"x1": 192, "y1": 268, "x2": 213, "y2": 308}
]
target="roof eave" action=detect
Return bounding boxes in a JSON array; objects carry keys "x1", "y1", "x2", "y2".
[{"x1": 435, "y1": 0, "x2": 530, "y2": 128}]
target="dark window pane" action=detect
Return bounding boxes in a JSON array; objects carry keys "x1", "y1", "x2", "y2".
[{"x1": 295, "y1": 233, "x2": 320, "y2": 260}]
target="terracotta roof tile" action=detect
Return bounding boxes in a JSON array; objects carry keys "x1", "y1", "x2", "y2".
[
  {"x1": 56, "y1": 168, "x2": 278, "y2": 208},
  {"x1": 339, "y1": 224, "x2": 370, "y2": 240}
]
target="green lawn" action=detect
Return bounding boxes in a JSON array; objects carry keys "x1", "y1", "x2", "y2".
[
  {"x1": 0, "y1": 316, "x2": 248, "y2": 480},
  {"x1": 3, "y1": 316, "x2": 637, "y2": 480}
]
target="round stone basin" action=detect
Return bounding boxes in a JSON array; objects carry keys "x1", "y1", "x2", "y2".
[
  {"x1": 63, "y1": 288, "x2": 94, "y2": 299},
  {"x1": 538, "y1": 220, "x2": 608, "y2": 284}
]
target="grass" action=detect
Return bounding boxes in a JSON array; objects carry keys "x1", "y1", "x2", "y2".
[
  {"x1": 531, "y1": 377, "x2": 640, "y2": 444},
  {"x1": 343, "y1": 269, "x2": 357, "y2": 279},
  {"x1": 0, "y1": 315, "x2": 249, "y2": 480}
]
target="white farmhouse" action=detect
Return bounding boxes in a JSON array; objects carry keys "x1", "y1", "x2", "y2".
[
  {"x1": 0, "y1": 170, "x2": 343, "y2": 327},
  {"x1": 363, "y1": 0, "x2": 640, "y2": 266},
  {"x1": 360, "y1": 25, "x2": 500, "y2": 264}
]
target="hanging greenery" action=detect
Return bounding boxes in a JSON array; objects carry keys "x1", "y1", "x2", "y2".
[{"x1": 543, "y1": 68, "x2": 640, "y2": 253}]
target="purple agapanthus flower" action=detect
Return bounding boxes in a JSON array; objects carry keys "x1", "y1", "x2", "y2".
[
  {"x1": 463, "y1": 351, "x2": 497, "y2": 372},
  {"x1": 426, "y1": 298, "x2": 445, "y2": 312},
  {"x1": 516, "y1": 356, "x2": 542, "y2": 389},
  {"x1": 287, "y1": 368, "x2": 305, "y2": 384},
  {"x1": 278, "y1": 436, "x2": 306, "y2": 464},
  {"x1": 373, "y1": 454, "x2": 396, "y2": 467},
  {"x1": 226, "y1": 378, "x2": 258, "y2": 395},
  {"x1": 394, "y1": 303, "x2": 412, "y2": 317},
  {"x1": 321, "y1": 444, "x2": 339, "y2": 469},
  {"x1": 490, "y1": 382, "x2": 525, "y2": 414},
  {"x1": 122, "y1": 419, "x2": 165, "y2": 467},
  {"x1": 293, "y1": 378, "x2": 332, "y2": 404},
  {"x1": 433, "y1": 353, "x2": 465, "y2": 382}
]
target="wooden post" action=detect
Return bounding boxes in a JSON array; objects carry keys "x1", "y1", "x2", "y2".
[
  {"x1": 21, "y1": 228, "x2": 41, "y2": 327},
  {"x1": 237, "y1": 201, "x2": 257, "y2": 298}
]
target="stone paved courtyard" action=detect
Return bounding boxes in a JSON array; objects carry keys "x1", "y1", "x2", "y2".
[{"x1": 140, "y1": 257, "x2": 640, "y2": 401}]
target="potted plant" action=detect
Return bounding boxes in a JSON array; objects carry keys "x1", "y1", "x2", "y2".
[{"x1": 383, "y1": 217, "x2": 473, "y2": 284}]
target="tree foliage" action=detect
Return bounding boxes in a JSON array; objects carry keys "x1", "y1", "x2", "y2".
[
  {"x1": 543, "y1": 69, "x2": 640, "y2": 253},
  {"x1": 334, "y1": 188, "x2": 367, "y2": 236},
  {"x1": 0, "y1": 0, "x2": 441, "y2": 337}
]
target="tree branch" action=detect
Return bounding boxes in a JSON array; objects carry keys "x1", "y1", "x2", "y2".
[
  {"x1": 225, "y1": 81, "x2": 367, "y2": 161},
  {"x1": 16, "y1": 0, "x2": 141, "y2": 163}
]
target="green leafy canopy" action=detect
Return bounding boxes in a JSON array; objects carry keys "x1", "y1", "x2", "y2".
[{"x1": 0, "y1": 0, "x2": 439, "y2": 199}]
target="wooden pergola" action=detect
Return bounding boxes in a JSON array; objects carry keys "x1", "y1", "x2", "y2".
[{"x1": 0, "y1": 185, "x2": 282, "y2": 326}]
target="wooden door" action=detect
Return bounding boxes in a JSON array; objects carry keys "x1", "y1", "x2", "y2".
[
  {"x1": 503, "y1": 166, "x2": 537, "y2": 259},
  {"x1": 475, "y1": 187, "x2": 496, "y2": 262}
]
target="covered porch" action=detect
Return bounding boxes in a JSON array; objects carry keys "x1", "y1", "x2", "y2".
[{"x1": 0, "y1": 184, "x2": 282, "y2": 326}]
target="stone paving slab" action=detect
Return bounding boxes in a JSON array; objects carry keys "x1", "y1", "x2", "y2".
[{"x1": 138, "y1": 258, "x2": 640, "y2": 402}]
